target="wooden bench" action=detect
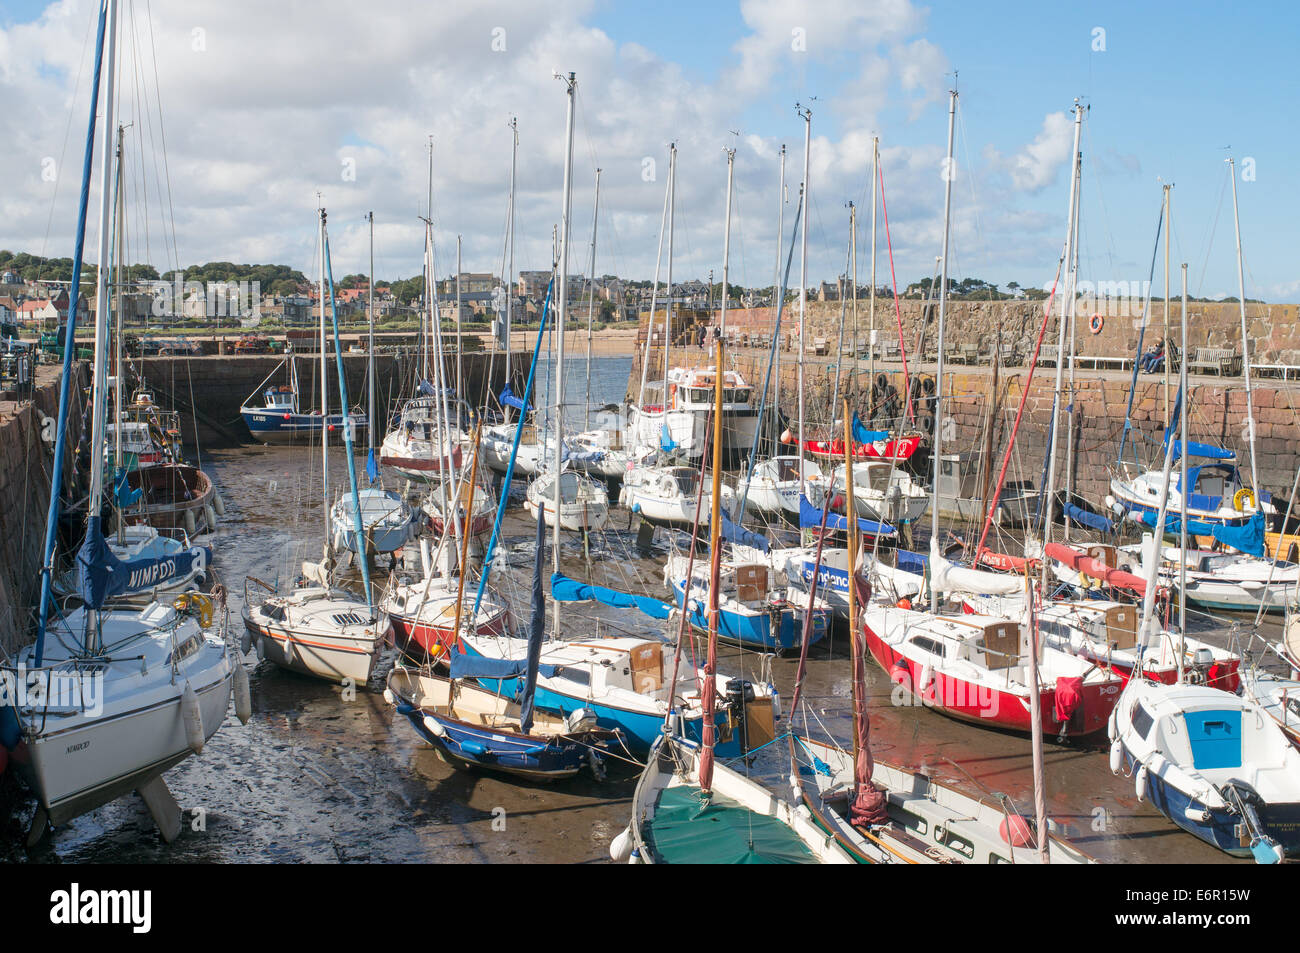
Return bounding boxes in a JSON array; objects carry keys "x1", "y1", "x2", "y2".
[
  {"x1": 1187, "y1": 346, "x2": 1241, "y2": 376},
  {"x1": 812, "y1": 337, "x2": 829, "y2": 356},
  {"x1": 1074, "y1": 354, "x2": 1133, "y2": 371}
]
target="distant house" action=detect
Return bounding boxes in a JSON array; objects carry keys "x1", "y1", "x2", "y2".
[
  {"x1": 17, "y1": 298, "x2": 60, "y2": 325},
  {"x1": 1, "y1": 270, "x2": 18, "y2": 285}
]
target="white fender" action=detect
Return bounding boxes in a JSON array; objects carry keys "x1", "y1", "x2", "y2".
[
  {"x1": 382, "y1": 688, "x2": 395, "y2": 706},
  {"x1": 421, "y1": 714, "x2": 446, "y2": 738},
  {"x1": 213, "y1": 491, "x2": 227, "y2": 517},
  {"x1": 183, "y1": 508, "x2": 197, "y2": 536},
  {"x1": 233, "y1": 664, "x2": 252, "y2": 725},
  {"x1": 181, "y1": 682, "x2": 204, "y2": 754},
  {"x1": 609, "y1": 826, "x2": 634, "y2": 863},
  {"x1": 1135, "y1": 763, "x2": 1148, "y2": 802},
  {"x1": 917, "y1": 663, "x2": 934, "y2": 693},
  {"x1": 255, "y1": 635, "x2": 265, "y2": 661},
  {"x1": 204, "y1": 503, "x2": 218, "y2": 532},
  {"x1": 1109, "y1": 738, "x2": 1123, "y2": 775}
]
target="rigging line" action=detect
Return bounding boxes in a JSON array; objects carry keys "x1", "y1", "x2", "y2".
[
  {"x1": 1194, "y1": 164, "x2": 1230, "y2": 299},
  {"x1": 1080, "y1": 114, "x2": 1119, "y2": 275},
  {"x1": 143, "y1": 0, "x2": 180, "y2": 275}
]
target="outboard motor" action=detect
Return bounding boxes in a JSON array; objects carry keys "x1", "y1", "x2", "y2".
[
  {"x1": 725, "y1": 678, "x2": 756, "y2": 753},
  {"x1": 565, "y1": 707, "x2": 599, "y2": 735}
]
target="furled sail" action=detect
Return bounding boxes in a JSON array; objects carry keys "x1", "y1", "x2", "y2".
[
  {"x1": 550, "y1": 572, "x2": 674, "y2": 621},
  {"x1": 75, "y1": 516, "x2": 208, "y2": 609}
]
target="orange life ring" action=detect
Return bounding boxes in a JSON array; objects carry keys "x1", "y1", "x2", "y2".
[{"x1": 1089, "y1": 313, "x2": 1103, "y2": 334}]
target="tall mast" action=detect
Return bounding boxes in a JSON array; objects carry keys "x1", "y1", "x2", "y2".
[
  {"x1": 635, "y1": 144, "x2": 672, "y2": 409},
  {"x1": 1063, "y1": 138, "x2": 1083, "y2": 542},
  {"x1": 796, "y1": 104, "x2": 811, "y2": 491},
  {"x1": 319, "y1": 207, "x2": 329, "y2": 547},
  {"x1": 1179, "y1": 262, "x2": 1189, "y2": 679},
  {"x1": 869, "y1": 136, "x2": 878, "y2": 410},
  {"x1": 504, "y1": 117, "x2": 517, "y2": 424},
  {"x1": 719, "y1": 149, "x2": 735, "y2": 350},
  {"x1": 86, "y1": 0, "x2": 119, "y2": 646},
  {"x1": 1038, "y1": 101, "x2": 1083, "y2": 586},
  {"x1": 368, "y1": 210, "x2": 375, "y2": 459},
  {"x1": 772, "y1": 145, "x2": 785, "y2": 453},
  {"x1": 552, "y1": 71, "x2": 577, "y2": 630},
  {"x1": 850, "y1": 200, "x2": 858, "y2": 399},
  {"x1": 662, "y1": 144, "x2": 676, "y2": 400},
  {"x1": 1163, "y1": 184, "x2": 1172, "y2": 421},
  {"x1": 455, "y1": 236, "x2": 463, "y2": 398},
  {"x1": 1228, "y1": 157, "x2": 1258, "y2": 492},
  {"x1": 585, "y1": 167, "x2": 601, "y2": 431},
  {"x1": 699, "y1": 337, "x2": 725, "y2": 798},
  {"x1": 929, "y1": 87, "x2": 957, "y2": 612},
  {"x1": 113, "y1": 123, "x2": 125, "y2": 544}
]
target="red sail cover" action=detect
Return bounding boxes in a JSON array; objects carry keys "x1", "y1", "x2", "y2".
[
  {"x1": 789, "y1": 433, "x2": 922, "y2": 463},
  {"x1": 1054, "y1": 676, "x2": 1084, "y2": 724},
  {"x1": 849, "y1": 572, "x2": 889, "y2": 826},
  {"x1": 1044, "y1": 542, "x2": 1148, "y2": 596}
]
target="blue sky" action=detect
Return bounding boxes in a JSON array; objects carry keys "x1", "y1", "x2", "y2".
[{"x1": 1, "y1": 0, "x2": 1296, "y2": 300}]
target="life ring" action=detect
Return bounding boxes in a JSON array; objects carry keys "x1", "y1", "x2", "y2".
[
  {"x1": 172, "y1": 592, "x2": 214, "y2": 628},
  {"x1": 1233, "y1": 487, "x2": 1257, "y2": 512},
  {"x1": 1089, "y1": 313, "x2": 1103, "y2": 334}
]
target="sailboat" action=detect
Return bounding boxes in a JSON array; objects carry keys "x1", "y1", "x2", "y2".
[
  {"x1": 612, "y1": 336, "x2": 847, "y2": 864},
  {"x1": 242, "y1": 209, "x2": 390, "y2": 684},
  {"x1": 8, "y1": 0, "x2": 240, "y2": 844},
  {"x1": 329, "y1": 212, "x2": 417, "y2": 556}
]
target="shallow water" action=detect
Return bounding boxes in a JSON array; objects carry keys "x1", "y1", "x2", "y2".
[{"x1": 10, "y1": 356, "x2": 1268, "y2": 864}]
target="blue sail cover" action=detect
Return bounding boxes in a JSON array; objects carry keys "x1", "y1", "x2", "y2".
[
  {"x1": 798, "y1": 495, "x2": 895, "y2": 537},
  {"x1": 1063, "y1": 501, "x2": 1114, "y2": 532},
  {"x1": 366, "y1": 448, "x2": 379, "y2": 484},
  {"x1": 851, "y1": 413, "x2": 889, "y2": 445},
  {"x1": 75, "y1": 516, "x2": 208, "y2": 609},
  {"x1": 417, "y1": 379, "x2": 436, "y2": 397},
  {"x1": 1170, "y1": 440, "x2": 1235, "y2": 461},
  {"x1": 660, "y1": 423, "x2": 678, "y2": 453},
  {"x1": 447, "y1": 651, "x2": 557, "y2": 681},
  {"x1": 500, "y1": 384, "x2": 530, "y2": 412},
  {"x1": 551, "y1": 572, "x2": 674, "y2": 620},
  {"x1": 113, "y1": 467, "x2": 141, "y2": 508},
  {"x1": 519, "y1": 506, "x2": 547, "y2": 733},
  {"x1": 561, "y1": 443, "x2": 605, "y2": 466},
  {"x1": 719, "y1": 508, "x2": 769, "y2": 552},
  {"x1": 1211, "y1": 512, "x2": 1266, "y2": 557},
  {"x1": 1136, "y1": 511, "x2": 1221, "y2": 537}
]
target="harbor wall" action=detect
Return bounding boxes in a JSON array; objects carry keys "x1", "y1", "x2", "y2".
[
  {"x1": 134, "y1": 350, "x2": 524, "y2": 449},
  {"x1": 0, "y1": 362, "x2": 89, "y2": 654}
]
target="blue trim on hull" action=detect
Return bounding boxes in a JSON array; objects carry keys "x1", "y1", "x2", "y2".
[
  {"x1": 241, "y1": 408, "x2": 367, "y2": 443},
  {"x1": 397, "y1": 704, "x2": 594, "y2": 779},
  {"x1": 669, "y1": 579, "x2": 827, "y2": 653}
]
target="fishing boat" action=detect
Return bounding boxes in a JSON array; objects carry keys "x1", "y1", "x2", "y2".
[
  {"x1": 525, "y1": 467, "x2": 609, "y2": 532},
  {"x1": 10, "y1": 9, "x2": 242, "y2": 843},
  {"x1": 239, "y1": 356, "x2": 367, "y2": 444},
  {"x1": 242, "y1": 208, "x2": 387, "y2": 684},
  {"x1": 123, "y1": 461, "x2": 219, "y2": 537}
]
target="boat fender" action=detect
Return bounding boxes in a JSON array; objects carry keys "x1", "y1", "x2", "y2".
[
  {"x1": 998, "y1": 814, "x2": 1033, "y2": 848},
  {"x1": 233, "y1": 664, "x2": 252, "y2": 725},
  {"x1": 184, "y1": 509, "x2": 197, "y2": 536},
  {"x1": 631, "y1": 503, "x2": 641, "y2": 514},
  {"x1": 181, "y1": 682, "x2": 205, "y2": 754},
  {"x1": 460, "y1": 739, "x2": 487, "y2": 756},
  {"x1": 255, "y1": 635, "x2": 265, "y2": 661},
  {"x1": 1109, "y1": 738, "x2": 1123, "y2": 774},
  {"x1": 213, "y1": 491, "x2": 227, "y2": 517},
  {"x1": 610, "y1": 826, "x2": 635, "y2": 862},
  {"x1": 421, "y1": 714, "x2": 446, "y2": 738},
  {"x1": 1183, "y1": 804, "x2": 1211, "y2": 824},
  {"x1": 1107, "y1": 707, "x2": 1118, "y2": 743},
  {"x1": 204, "y1": 503, "x2": 218, "y2": 532},
  {"x1": 889, "y1": 658, "x2": 913, "y2": 691},
  {"x1": 1135, "y1": 763, "x2": 1148, "y2": 802},
  {"x1": 769, "y1": 686, "x2": 781, "y2": 720},
  {"x1": 917, "y1": 663, "x2": 934, "y2": 693},
  {"x1": 382, "y1": 688, "x2": 395, "y2": 705},
  {"x1": 587, "y1": 748, "x2": 607, "y2": 782}
]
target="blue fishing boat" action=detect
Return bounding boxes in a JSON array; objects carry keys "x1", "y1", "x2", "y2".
[{"x1": 240, "y1": 356, "x2": 366, "y2": 444}]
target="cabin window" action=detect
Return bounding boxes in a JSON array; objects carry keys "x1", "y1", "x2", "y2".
[
  {"x1": 558, "y1": 667, "x2": 589, "y2": 687},
  {"x1": 935, "y1": 826, "x2": 975, "y2": 859},
  {"x1": 896, "y1": 808, "x2": 927, "y2": 836},
  {"x1": 1130, "y1": 700, "x2": 1154, "y2": 740},
  {"x1": 909, "y1": 636, "x2": 946, "y2": 658},
  {"x1": 990, "y1": 853, "x2": 1012, "y2": 864}
]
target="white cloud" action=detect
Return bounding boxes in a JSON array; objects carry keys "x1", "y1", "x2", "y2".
[{"x1": 1009, "y1": 110, "x2": 1074, "y2": 193}]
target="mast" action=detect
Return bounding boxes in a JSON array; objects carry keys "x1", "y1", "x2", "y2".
[
  {"x1": 585, "y1": 167, "x2": 601, "y2": 431},
  {"x1": 552, "y1": 71, "x2": 577, "y2": 630},
  {"x1": 1179, "y1": 262, "x2": 1189, "y2": 678},
  {"x1": 85, "y1": 0, "x2": 120, "y2": 653},
  {"x1": 796, "y1": 104, "x2": 811, "y2": 491},
  {"x1": 635, "y1": 144, "x2": 671, "y2": 409},
  {"x1": 1163, "y1": 184, "x2": 1172, "y2": 421},
  {"x1": 719, "y1": 148, "x2": 735, "y2": 357},
  {"x1": 319, "y1": 207, "x2": 329, "y2": 548},
  {"x1": 113, "y1": 123, "x2": 125, "y2": 544},
  {"x1": 869, "y1": 136, "x2": 878, "y2": 412},
  {"x1": 1228, "y1": 157, "x2": 1259, "y2": 492},
  {"x1": 929, "y1": 87, "x2": 957, "y2": 612},
  {"x1": 503, "y1": 117, "x2": 517, "y2": 424},
  {"x1": 699, "y1": 337, "x2": 725, "y2": 798},
  {"x1": 1026, "y1": 570, "x2": 1049, "y2": 863},
  {"x1": 662, "y1": 144, "x2": 676, "y2": 406},
  {"x1": 1062, "y1": 135, "x2": 1083, "y2": 542},
  {"x1": 455, "y1": 236, "x2": 463, "y2": 399},
  {"x1": 772, "y1": 145, "x2": 785, "y2": 453},
  {"x1": 850, "y1": 200, "x2": 858, "y2": 405},
  {"x1": 1037, "y1": 101, "x2": 1083, "y2": 586},
  {"x1": 368, "y1": 211, "x2": 375, "y2": 462}
]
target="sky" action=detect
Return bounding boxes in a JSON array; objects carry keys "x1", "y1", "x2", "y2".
[{"x1": 0, "y1": 0, "x2": 1296, "y2": 300}]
